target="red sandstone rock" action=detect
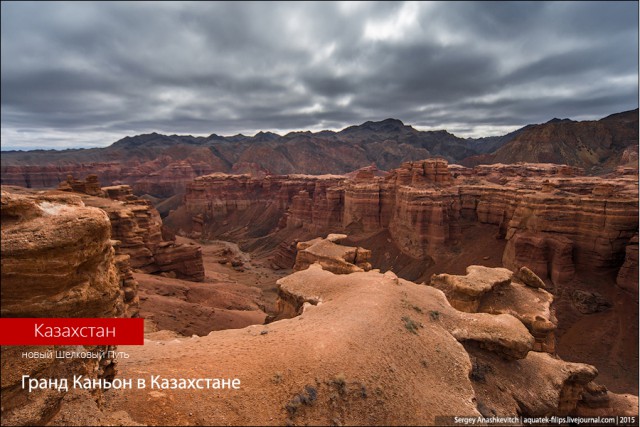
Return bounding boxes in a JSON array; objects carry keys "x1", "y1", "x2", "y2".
[
  {"x1": 58, "y1": 174, "x2": 105, "y2": 196},
  {"x1": 176, "y1": 161, "x2": 638, "y2": 287},
  {"x1": 153, "y1": 241, "x2": 205, "y2": 281},
  {"x1": 64, "y1": 179, "x2": 206, "y2": 282},
  {"x1": 1, "y1": 156, "x2": 220, "y2": 198},
  {"x1": 502, "y1": 231, "x2": 575, "y2": 286},
  {"x1": 1, "y1": 191, "x2": 120, "y2": 317},
  {"x1": 517, "y1": 266, "x2": 547, "y2": 289},
  {"x1": 430, "y1": 265, "x2": 513, "y2": 312},
  {"x1": 20, "y1": 175, "x2": 206, "y2": 283},
  {"x1": 293, "y1": 235, "x2": 372, "y2": 274},
  {"x1": 3, "y1": 186, "x2": 634, "y2": 423},
  {"x1": 0, "y1": 188, "x2": 126, "y2": 425},
  {"x1": 617, "y1": 234, "x2": 639, "y2": 295}
]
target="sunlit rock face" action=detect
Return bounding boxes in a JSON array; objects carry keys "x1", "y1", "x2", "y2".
[
  {"x1": 181, "y1": 160, "x2": 638, "y2": 292},
  {"x1": 1, "y1": 189, "x2": 122, "y2": 426}
]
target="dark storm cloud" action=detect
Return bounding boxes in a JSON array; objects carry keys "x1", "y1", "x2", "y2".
[{"x1": 1, "y1": 1, "x2": 637, "y2": 150}]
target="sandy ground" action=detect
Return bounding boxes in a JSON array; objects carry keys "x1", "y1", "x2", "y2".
[
  {"x1": 137, "y1": 237, "x2": 291, "y2": 337},
  {"x1": 182, "y1": 236, "x2": 291, "y2": 314}
]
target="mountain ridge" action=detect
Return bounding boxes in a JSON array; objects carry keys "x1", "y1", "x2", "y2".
[
  {"x1": 1, "y1": 109, "x2": 637, "y2": 197},
  {"x1": 3, "y1": 109, "x2": 637, "y2": 155}
]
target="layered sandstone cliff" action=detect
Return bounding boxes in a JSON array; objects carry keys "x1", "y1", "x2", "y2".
[
  {"x1": 0, "y1": 190, "x2": 126, "y2": 425},
  {"x1": 293, "y1": 234, "x2": 372, "y2": 274},
  {"x1": 1, "y1": 158, "x2": 218, "y2": 198},
  {"x1": 59, "y1": 176, "x2": 205, "y2": 282},
  {"x1": 2, "y1": 184, "x2": 636, "y2": 425},
  {"x1": 177, "y1": 160, "x2": 638, "y2": 291}
]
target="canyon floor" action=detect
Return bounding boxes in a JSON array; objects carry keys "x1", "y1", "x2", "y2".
[{"x1": 136, "y1": 236, "x2": 289, "y2": 337}]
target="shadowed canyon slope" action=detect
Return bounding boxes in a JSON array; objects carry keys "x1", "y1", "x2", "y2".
[{"x1": 2, "y1": 110, "x2": 637, "y2": 198}]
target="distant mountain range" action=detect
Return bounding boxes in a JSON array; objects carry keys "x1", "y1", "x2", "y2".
[
  {"x1": 462, "y1": 109, "x2": 638, "y2": 171},
  {"x1": 1, "y1": 109, "x2": 637, "y2": 196}
]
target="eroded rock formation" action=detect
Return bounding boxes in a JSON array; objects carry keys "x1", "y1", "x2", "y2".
[
  {"x1": 2, "y1": 157, "x2": 218, "y2": 198},
  {"x1": 2, "y1": 186, "x2": 636, "y2": 425},
  {"x1": 431, "y1": 265, "x2": 513, "y2": 312},
  {"x1": 0, "y1": 190, "x2": 127, "y2": 425},
  {"x1": 431, "y1": 265, "x2": 557, "y2": 353},
  {"x1": 293, "y1": 234, "x2": 372, "y2": 274},
  {"x1": 102, "y1": 258, "x2": 636, "y2": 425},
  {"x1": 60, "y1": 177, "x2": 205, "y2": 282},
  {"x1": 177, "y1": 160, "x2": 638, "y2": 293},
  {"x1": 617, "y1": 233, "x2": 639, "y2": 295}
]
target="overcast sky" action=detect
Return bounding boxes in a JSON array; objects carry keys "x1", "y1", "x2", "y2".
[{"x1": 1, "y1": 1, "x2": 638, "y2": 150}]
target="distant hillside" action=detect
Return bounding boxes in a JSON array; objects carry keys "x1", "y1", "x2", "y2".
[
  {"x1": 470, "y1": 124, "x2": 535, "y2": 154},
  {"x1": 463, "y1": 109, "x2": 639, "y2": 172},
  {"x1": 1, "y1": 118, "x2": 477, "y2": 171},
  {"x1": 0, "y1": 118, "x2": 479, "y2": 196},
  {"x1": 1, "y1": 110, "x2": 637, "y2": 197}
]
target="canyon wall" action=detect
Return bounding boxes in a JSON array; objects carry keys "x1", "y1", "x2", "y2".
[
  {"x1": 59, "y1": 177, "x2": 205, "y2": 282},
  {"x1": 178, "y1": 160, "x2": 638, "y2": 290},
  {"x1": 617, "y1": 233, "x2": 639, "y2": 295},
  {"x1": 1, "y1": 159, "x2": 218, "y2": 198},
  {"x1": 0, "y1": 190, "x2": 125, "y2": 425},
  {"x1": 1, "y1": 178, "x2": 636, "y2": 425}
]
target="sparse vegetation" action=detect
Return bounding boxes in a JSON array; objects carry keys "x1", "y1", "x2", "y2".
[
  {"x1": 360, "y1": 383, "x2": 368, "y2": 398},
  {"x1": 429, "y1": 310, "x2": 440, "y2": 321},
  {"x1": 285, "y1": 384, "x2": 318, "y2": 415},
  {"x1": 402, "y1": 316, "x2": 421, "y2": 334},
  {"x1": 304, "y1": 385, "x2": 318, "y2": 403},
  {"x1": 400, "y1": 298, "x2": 424, "y2": 315},
  {"x1": 272, "y1": 371, "x2": 283, "y2": 384},
  {"x1": 333, "y1": 373, "x2": 347, "y2": 394},
  {"x1": 285, "y1": 395, "x2": 302, "y2": 415}
]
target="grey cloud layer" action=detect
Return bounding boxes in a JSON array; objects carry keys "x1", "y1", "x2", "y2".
[{"x1": 1, "y1": 1, "x2": 637, "y2": 149}]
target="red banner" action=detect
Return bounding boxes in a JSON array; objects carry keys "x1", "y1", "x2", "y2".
[{"x1": 0, "y1": 318, "x2": 144, "y2": 345}]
